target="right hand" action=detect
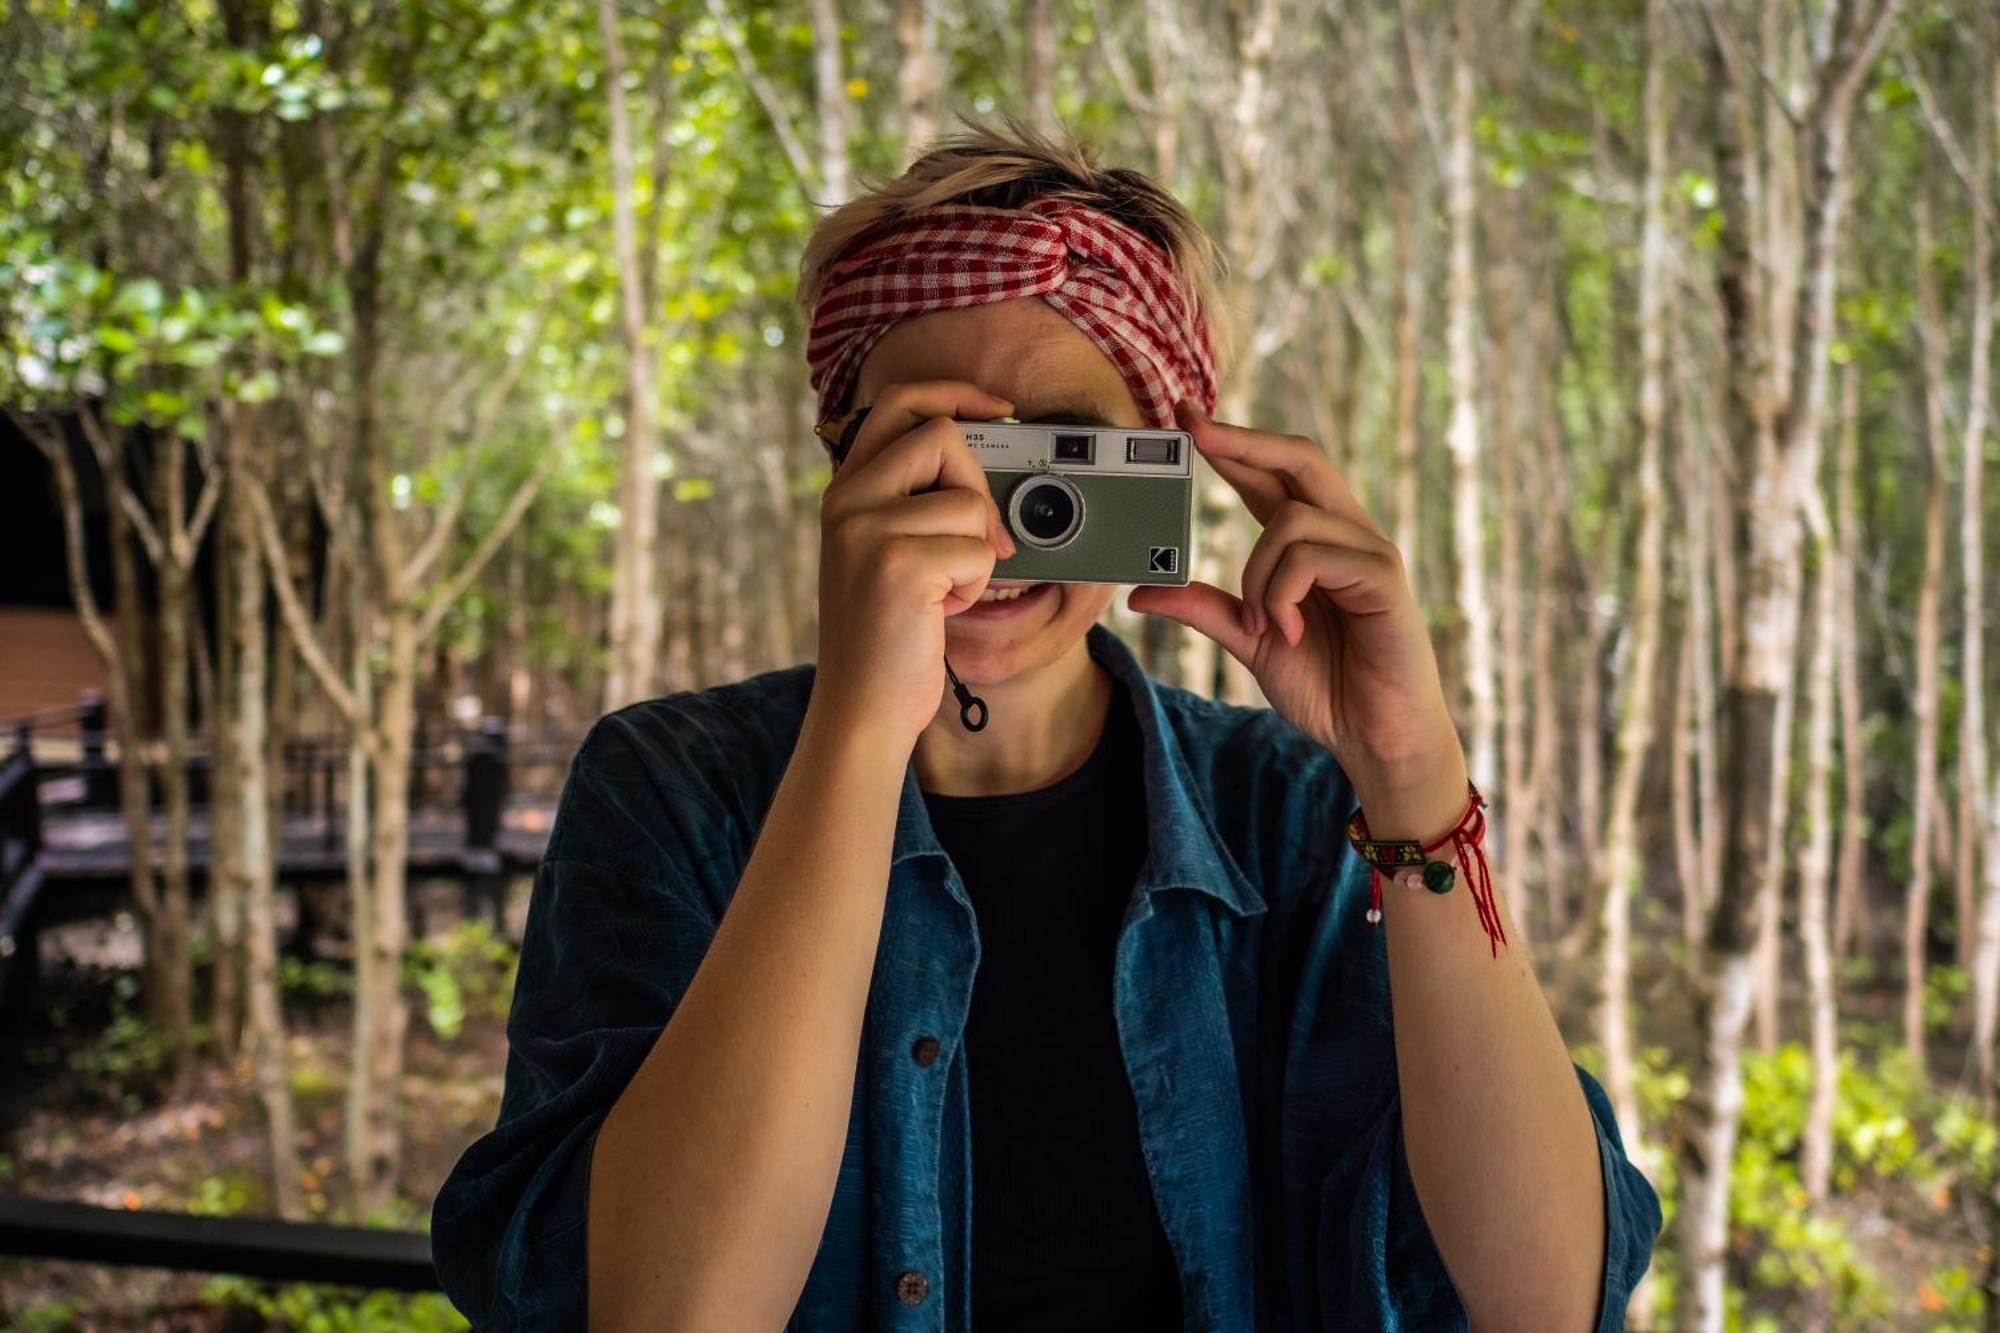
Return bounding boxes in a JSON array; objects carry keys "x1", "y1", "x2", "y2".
[{"x1": 810, "y1": 379, "x2": 1019, "y2": 751}]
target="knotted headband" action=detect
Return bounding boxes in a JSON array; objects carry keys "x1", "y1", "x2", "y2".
[{"x1": 805, "y1": 197, "x2": 1219, "y2": 431}]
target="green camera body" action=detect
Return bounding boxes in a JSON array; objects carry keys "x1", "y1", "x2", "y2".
[{"x1": 960, "y1": 420, "x2": 1195, "y2": 587}]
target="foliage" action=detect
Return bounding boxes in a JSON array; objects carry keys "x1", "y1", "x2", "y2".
[
  {"x1": 53, "y1": 975, "x2": 172, "y2": 1112},
  {"x1": 6, "y1": 1300, "x2": 82, "y2": 1333},
  {"x1": 198, "y1": 1274, "x2": 470, "y2": 1332},
  {"x1": 1612, "y1": 1035, "x2": 1994, "y2": 1328},
  {"x1": 187, "y1": 1167, "x2": 268, "y2": 1218},
  {"x1": 280, "y1": 954, "x2": 356, "y2": 1001},
  {"x1": 403, "y1": 919, "x2": 520, "y2": 1040}
]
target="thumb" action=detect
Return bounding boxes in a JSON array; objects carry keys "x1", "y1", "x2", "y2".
[{"x1": 1126, "y1": 580, "x2": 1260, "y2": 666}]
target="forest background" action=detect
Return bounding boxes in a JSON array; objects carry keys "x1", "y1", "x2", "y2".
[{"x1": 2, "y1": 0, "x2": 1998, "y2": 1329}]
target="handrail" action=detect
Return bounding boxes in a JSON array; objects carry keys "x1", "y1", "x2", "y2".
[{"x1": 0, "y1": 1192, "x2": 441, "y2": 1292}]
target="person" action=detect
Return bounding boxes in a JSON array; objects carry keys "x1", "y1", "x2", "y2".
[{"x1": 431, "y1": 114, "x2": 1662, "y2": 1332}]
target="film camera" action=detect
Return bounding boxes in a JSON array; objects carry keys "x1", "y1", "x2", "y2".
[{"x1": 959, "y1": 418, "x2": 1195, "y2": 587}]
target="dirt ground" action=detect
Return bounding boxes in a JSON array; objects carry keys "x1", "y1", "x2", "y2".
[{"x1": 0, "y1": 877, "x2": 523, "y2": 1331}]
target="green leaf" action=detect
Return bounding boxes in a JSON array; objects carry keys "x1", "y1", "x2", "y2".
[
  {"x1": 301, "y1": 329, "x2": 346, "y2": 357},
  {"x1": 113, "y1": 278, "x2": 164, "y2": 318}
]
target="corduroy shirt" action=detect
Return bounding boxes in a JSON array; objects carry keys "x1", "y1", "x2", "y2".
[{"x1": 431, "y1": 622, "x2": 1663, "y2": 1331}]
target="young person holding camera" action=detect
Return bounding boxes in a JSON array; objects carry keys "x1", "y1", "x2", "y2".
[{"x1": 434, "y1": 117, "x2": 1661, "y2": 1332}]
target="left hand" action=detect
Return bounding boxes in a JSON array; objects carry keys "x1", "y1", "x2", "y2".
[{"x1": 1126, "y1": 400, "x2": 1464, "y2": 798}]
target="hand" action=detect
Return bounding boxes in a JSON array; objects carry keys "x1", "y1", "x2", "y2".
[
  {"x1": 811, "y1": 379, "x2": 1018, "y2": 752},
  {"x1": 1127, "y1": 400, "x2": 1465, "y2": 805}
]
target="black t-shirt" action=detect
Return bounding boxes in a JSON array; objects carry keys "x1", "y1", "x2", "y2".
[{"x1": 921, "y1": 675, "x2": 1184, "y2": 1330}]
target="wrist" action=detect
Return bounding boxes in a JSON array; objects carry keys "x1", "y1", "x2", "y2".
[
  {"x1": 1348, "y1": 747, "x2": 1471, "y2": 843},
  {"x1": 800, "y1": 688, "x2": 918, "y2": 778}
]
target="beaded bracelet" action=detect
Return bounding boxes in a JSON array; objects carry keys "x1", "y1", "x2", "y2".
[{"x1": 1345, "y1": 779, "x2": 1508, "y2": 957}]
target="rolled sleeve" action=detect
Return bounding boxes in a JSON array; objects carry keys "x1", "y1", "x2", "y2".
[
  {"x1": 431, "y1": 709, "x2": 730, "y2": 1330},
  {"x1": 1576, "y1": 1061, "x2": 1665, "y2": 1332},
  {"x1": 1317, "y1": 1062, "x2": 1663, "y2": 1331}
]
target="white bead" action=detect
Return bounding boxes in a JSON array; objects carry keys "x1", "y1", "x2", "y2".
[{"x1": 1366, "y1": 907, "x2": 1382, "y2": 924}]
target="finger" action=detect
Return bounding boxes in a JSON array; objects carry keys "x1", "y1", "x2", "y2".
[
  {"x1": 923, "y1": 534, "x2": 1003, "y2": 616},
  {"x1": 841, "y1": 379, "x2": 1015, "y2": 473},
  {"x1": 1126, "y1": 580, "x2": 1261, "y2": 667},
  {"x1": 1239, "y1": 502, "x2": 1393, "y2": 639},
  {"x1": 857, "y1": 417, "x2": 1016, "y2": 557},
  {"x1": 880, "y1": 533, "x2": 999, "y2": 617},
  {"x1": 1263, "y1": 540, "x2": 1408, "y2": 646},
  {"x1": 1176, "y1": 400, "x2": 1385, "y2": 538},
  {"x1": 875, "y1": 486, "x2": 991, "y2": 541},
  {"x1": 1199, "y1": 445, "x2": 1289, "y2": 525}
]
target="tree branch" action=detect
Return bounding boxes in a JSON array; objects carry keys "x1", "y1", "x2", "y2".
[
  {"x1": 12, "y1": 408, "x2": 119, "y2": 666},
  {"x1": 75, "y1": 403, "x2": 165, "y2": 565},
  {"x1": 415, "y1": 434, "x2": 564, "y2": 644},
  {"x1": 703, "y1": 0, "x2": 819, "y2": 194},
  {"x1": 245, "y1": 471, "x2": 366, "y2": 734}
]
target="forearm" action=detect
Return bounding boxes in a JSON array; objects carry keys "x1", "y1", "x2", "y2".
[
  {"x1": 586, "y1": 700, "x2": 907, "y2": 1332},
  {"x1": 1360, "y1": 753, "x2": 1606, "y2": 1332}
]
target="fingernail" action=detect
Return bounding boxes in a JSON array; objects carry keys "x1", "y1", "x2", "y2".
[{"x1": 1240, "y1": 604, "x2": 1257, "y2": 637}]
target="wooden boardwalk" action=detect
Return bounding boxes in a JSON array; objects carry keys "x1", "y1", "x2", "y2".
[
  {"x1": 1, "y1": 710, "x2": 579, "y2": 1015},
  {"x1": 36, "y1": 803, "x2": 555, "y2": 922}
]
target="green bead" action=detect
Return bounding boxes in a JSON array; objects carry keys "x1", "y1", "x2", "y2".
[{"x1": 1423, "y1": 860, "x2": 1455, "y2": 894}]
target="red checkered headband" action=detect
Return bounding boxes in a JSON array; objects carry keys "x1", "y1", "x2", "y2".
[{"x1": 805, "y1": 197, "x2": 1219, "y2": 431}]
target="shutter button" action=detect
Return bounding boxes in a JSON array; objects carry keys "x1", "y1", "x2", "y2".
[
  {"x1": 910, "y1": 1035, "x2": 941, "y2": 1067},
  {"x1": 896, "y1": 1269, "x2": 929, "y2": 1305}
]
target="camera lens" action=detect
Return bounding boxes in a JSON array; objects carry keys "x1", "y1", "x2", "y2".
[{"x1": 1008, "y1": 475, "x2": 1085, "y2": 550}]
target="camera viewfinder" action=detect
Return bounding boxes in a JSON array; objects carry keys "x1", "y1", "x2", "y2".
[
  {"x1": 1127, "y1": 436, "x2": 1178, "y2": 465},
  {"x1": 1054, "y1": 433, "x2": 1094, "y2": 463}
]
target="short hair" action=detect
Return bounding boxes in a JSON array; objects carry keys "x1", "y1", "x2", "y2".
[{"x1": 795, "y1": 111, "x2": 1235, "y2": 390}]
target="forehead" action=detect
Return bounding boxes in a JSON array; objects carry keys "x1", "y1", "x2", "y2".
[{"x1": 850, "y1": 297, "x2": 1145, "y2": 427}]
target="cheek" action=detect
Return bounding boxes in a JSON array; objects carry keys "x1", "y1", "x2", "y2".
[{"x1": 1058, "y1": 584, "x2": 1119, "y2": 623}]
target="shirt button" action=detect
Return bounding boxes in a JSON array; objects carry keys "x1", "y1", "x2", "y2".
[
  {"x1": 910, "y1": 1035, "x2": 941, "y2": 1067},
  {"x1": 896, "y1": 1269, "x2": 929, "y2": 1305}
]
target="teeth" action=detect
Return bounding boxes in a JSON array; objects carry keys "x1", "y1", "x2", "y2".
[{"x1": 978, "y1": 583, "x2": 1040, "y2": 604}]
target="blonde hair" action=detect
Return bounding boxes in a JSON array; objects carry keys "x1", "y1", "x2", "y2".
[{"x1": 796, "y1": 111, "x2": 1235, "y2": 390}]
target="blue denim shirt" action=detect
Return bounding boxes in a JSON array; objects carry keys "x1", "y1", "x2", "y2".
[{"x1": 432, "y1": 622, "x2": 1662, "y2": 1330}]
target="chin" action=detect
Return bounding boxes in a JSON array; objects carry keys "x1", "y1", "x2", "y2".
[{"x1": 943, "y1": 583, "x2": 1097, "y2": 684}]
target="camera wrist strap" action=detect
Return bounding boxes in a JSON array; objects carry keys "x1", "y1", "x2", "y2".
[{"x1": 944, "y1": 658, "x2": 987, "y2": 732}]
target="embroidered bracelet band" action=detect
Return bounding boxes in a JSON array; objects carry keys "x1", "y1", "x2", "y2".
[{"x1": 1345, "y1": 779, "x2": 1507, "y2": 957}]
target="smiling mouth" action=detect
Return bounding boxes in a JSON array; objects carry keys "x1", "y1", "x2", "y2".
[{"x1": 978, "y1": 581, "x2": 1047, "y2": 603}]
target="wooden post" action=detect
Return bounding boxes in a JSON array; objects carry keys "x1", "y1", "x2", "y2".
[
  {"x1": 461, "y1": 718, "x2": 508, "y2": 932},
  {"x1": 0, "y1": 727, "x2": 48, "y2": 1022},
  {"x1": 78, "y1": 690, "x2": 114, "y2": 810}
]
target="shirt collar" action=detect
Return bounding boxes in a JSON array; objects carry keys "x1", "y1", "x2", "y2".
[{"x1": 890, "y1": 622, "x2": 1267, "y2": 918}]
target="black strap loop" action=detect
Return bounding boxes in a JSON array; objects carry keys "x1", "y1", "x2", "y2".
[{"x1": 945, "y1": 657, "x2": 987, "y2": 733}]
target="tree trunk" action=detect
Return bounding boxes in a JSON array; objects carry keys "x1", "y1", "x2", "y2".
[
  {"x1": 1597, "y1": 0, "x2": 1671, "y2": 1213},
  {"x1": 896, "y1": 0, "x2": 938, "y2": 157},
  {"x1": 229, "y1": 405, "x2": 304, "y2": 1219},
  {"x1": 355, "y1": 618, "x2": 417, "y2": 1215},
  {"x1": 1678, "y1": 6, "x2": 1900, "y2": 1324},
  {"x1": 1962, "y1": 51, "x2": 1999, "y2": 1077},
  {"x1": 105, "y1": 426, "x2": 166, "y2": 1022},
  {"x1": 210, "y1": 492, "x2": 245, "y2": 1061},
  {"x1": 600, "y1": 0, "x2": 664, "y2": 712},
  {"x1": 1832, "y1": 366, "x2": 1870, "y2": 963},
  {"x1": 1798, "y1": 500, "x2": 1841, "y2": 1208},
  {"x1": 1908, "y1": 187, "x2": 1948, "y2": 1081},
  {"x1": 154, "y1": 439, "x2": 196, "y2": 1077},
  {"x1": 1444, "y1": 0, "x2": 1496, "y2": 787}
]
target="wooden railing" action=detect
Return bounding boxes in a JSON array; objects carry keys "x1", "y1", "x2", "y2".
[{"x1": 0, "y1": 1191, "x2": 440, "y2": 1292}]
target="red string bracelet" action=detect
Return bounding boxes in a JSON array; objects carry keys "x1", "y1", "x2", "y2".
[{"x1": 1345, "y1": 779, "x2": 1507, "y2": 957}]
